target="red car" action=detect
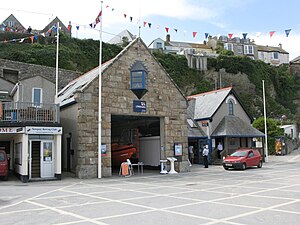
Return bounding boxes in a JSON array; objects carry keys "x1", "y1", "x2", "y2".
[
  {"x1": 0, "y1": 150, "x2": 9, "y2": 180},
  {"x1": 223, "y1": 148, "x2": 263, "y2": 170}
]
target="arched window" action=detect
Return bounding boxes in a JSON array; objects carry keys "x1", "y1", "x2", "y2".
[{"x1": 228, "y1": 99, "x2": 234, "y2": 115}]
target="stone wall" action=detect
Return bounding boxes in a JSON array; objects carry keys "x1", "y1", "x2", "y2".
[
  {"x1": 0, "y1": 59, "x2": 81, "y2": 90},
  {"x1": 75, "y1": 39, "x2": 189, "y2": 178}
]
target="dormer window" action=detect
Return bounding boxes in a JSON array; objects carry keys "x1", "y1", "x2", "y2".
[{"x1": 130, "y1": 61, "x2": 148, "y2": 99}]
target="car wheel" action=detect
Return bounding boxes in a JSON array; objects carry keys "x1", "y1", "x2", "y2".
[
  {"x1": 242, "y1": 163, "x2": 246, "y2": 170},
  {"x1": 223, "y1": 167, "x2": 229, "y2": 170},
  {"x1": 257, "y1": 161, "x2": 262, "y2": 168}
]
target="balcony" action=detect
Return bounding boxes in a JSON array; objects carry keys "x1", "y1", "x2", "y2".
[{"x1": 0, "y1": 102, "x2": 60, "y2": 125}]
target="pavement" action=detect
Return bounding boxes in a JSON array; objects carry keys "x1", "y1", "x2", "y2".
[{"x1": 1, "y1": 148, "x2": 300, "y2": 225}]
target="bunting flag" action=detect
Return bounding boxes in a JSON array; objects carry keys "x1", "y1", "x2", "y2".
[
  {"x1": 29, "y1": 36, "x2": 34, "y2": 43},
  {"x1": 205, "y1": 33, "x2": 209, "y2": 39},
  {"x1": 130, "y1": 16, "x2": 133, "y2": 22},
  {"x1": 165, "y1": 27, "x2": 169, "y2": 33},
  {"x1": 174, "y1": 29, "x2": 178, "y2": 33},
  {"x1": 143, "y1": 21, "x2": 147, "y2": 27},
  {"x1": 192, "y1": 31, "x2": 197, "y2": 38},
  {"x1": 256, "y1": 32, "x2": 261, "y2": 37},
  {"x1": 285, "y1": 29, "x2": 291, "y2": 37},
  {"x1": 124, "y1": 14, "x2": 127, "y2": 18},
  {"x1": 242, "y1": 33, "x2": 248, "y2": 39},
  {"x1": 67, "y1": 25, "x2": 72, "y2": 31},
  {"x1": 156, "y1": 25, "x2": 160, "y2": 29},
  {"x1": 106, "y1": 5, "x2": 109, "y2": 8},
  {"x1": 76, "y1": 26, "x2": 80, "y2": 30},
  {"x1": 228, "y1": 33, "x2": 233, "y2": 39},
  {"x1": 148, "y1": 23, "x2": 151, "y2": 28},
  {"x1": 95, "y1": 10, "x2": 102, "y2": 25},
  {"x1": 41, "y1": 33, "x2": 45, "y2": 37},
  {"x1": 269, "y1": 31, "x2": 276, "y2": 38},
  {"x1": 111, "y1": 8, "x2": 115, "y2": 11}
]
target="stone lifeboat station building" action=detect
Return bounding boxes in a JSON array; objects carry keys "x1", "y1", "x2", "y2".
[{"x1": 57, "y1": 38, "x2": 190, "y2": 178}]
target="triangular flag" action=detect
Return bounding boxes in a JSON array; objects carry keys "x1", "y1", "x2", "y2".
[
  {"x1": 285, "y1": 29, "x2": 291, "y2": 37},
  {"x1": 148, "y1": 23, "x2": 151, "y2": 28},
  {"x1": 156, "y1": 25, "x2": 160, "y2": 29},
  {"x1": 165, "y1": 27, "x2": 169, "y2": 33},
  {"x1": 76, "y1": 26, "x2": 80, "y2": 30},
  {"x1": 174, "y1": 29, "x2": 178, "y2": 33},
  {"x1": 130, "y1": 17, "x2": 133, "y2": 22},
  {"x1": 30, "y1": 36, "x2": 34, "y2": 43},
  {"x1": 95, "y1": 10, "x2": 102, "y2": 24},
  {"x1": 143, "y1": 21, "x2": 147, "y2": 27},
  {"x1": 67, "y1": 25, "x2": 72, "y2": 31},
  {"x1": 192, "y1": 31, "x2": 197, "y2": 38},
  {"x1": 106, "y1": 5, "x2": 109, "y2": 8},
  {"x1": 242, "y1": 33, "x2": 248, "y2": 39},
  {"x1": 124, "y1": 14, "x2": 127, "y2": 18},
  {"x1": 256, "y1": 32, "x2": 261, "y2": 37},
  {"x1": 205, "y1": 33, "x2": 209, "y2": 39},
  {"x1": 111, "y1": 8, "x2": 115, "y2": 11},
  {"x1": 41, "y1": 33, "x2": 45, "y2": 37},
  {"x1": 228, "y1": 33, "x2": 233, "y2": 39},
  {"x1": 269, "y1": 31, "x2": 275, "y2": 38},
  {"x1": 19, "y1": 38, "x2": 25, "y2": 43}
]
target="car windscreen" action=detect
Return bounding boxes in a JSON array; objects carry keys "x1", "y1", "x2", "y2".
[
  {"x1": 0, "y1": 152, "x2": 5, "y2": 161},
  {"x1": 230, "y1": 151, "x2": 247, "y2": 157}
]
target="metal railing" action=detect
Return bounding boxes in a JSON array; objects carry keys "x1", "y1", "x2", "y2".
[{"x1": 0, "y1": 102, "x2": 60, "y2": 124}]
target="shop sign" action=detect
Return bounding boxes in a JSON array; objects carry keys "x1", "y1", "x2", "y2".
[
  {"x1": 0, "y1": 127, "x2": 24, "y2": 133},
  {"x1": 26, "y1": 127, "x2": 62, "y2": 134},
  {"x1": 133, "y1": 100, "x2": 147, "y2": 113}
]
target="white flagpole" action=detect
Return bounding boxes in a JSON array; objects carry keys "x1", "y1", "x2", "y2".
[
  {"x1": 55, "y1": 21, "x2": 59, "y2": 99},
  {"x1": 262, "y1": 80, "x2": 268, "y2": 162},
  {"x1": 98, "y1": 1, "x2": 103, "y2": 179}
]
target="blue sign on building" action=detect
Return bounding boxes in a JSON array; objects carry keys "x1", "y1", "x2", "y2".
[{"x1": 133, "y1": 100, "x2": 147, "y2": 113}]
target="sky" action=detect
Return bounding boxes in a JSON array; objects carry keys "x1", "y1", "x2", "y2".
[{"x1": 1, "y1": 0, "x2": 300, "y2": 60}]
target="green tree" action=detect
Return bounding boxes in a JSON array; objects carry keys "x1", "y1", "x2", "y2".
[{"x1": 253, "y1": 117, "x2": 284, "y2": 155}]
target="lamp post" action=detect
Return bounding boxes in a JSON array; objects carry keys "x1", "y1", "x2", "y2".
[{"x1": 262, "y1": 80, "x2": 268, "y2": 162}]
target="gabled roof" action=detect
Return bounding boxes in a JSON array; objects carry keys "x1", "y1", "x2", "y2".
[
  {"x1": 1, "y1": 14, "x2": 25, "y2": 29},
  {"x1": 290, "y1": 56, "x2": 300, "y2": 63},
  {"x1": 257, "y1": 45, "x2": 288, "y2": 54},
  {"x1": 57, "y1": 37, "x2": 187, "y2": 107},
  {"x1": 187, "y1": 102, "x2": 206, "y2": 138},
  {"x1": 187, "y1": 87, "x2": 233, "y2": 120},
  {"x1": 41, "y1": 16, "x2": 69, "y2": 34},
  {"x1": 211, "y1": 116, "x2": 264, "y2": 137}
]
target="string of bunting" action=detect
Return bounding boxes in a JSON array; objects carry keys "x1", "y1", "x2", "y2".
[{"x1": 90, "y1": 2, "x2": 294, "y2": 40}]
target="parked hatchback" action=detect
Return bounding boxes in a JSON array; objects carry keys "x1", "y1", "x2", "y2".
[
  {"x1": 0, "y1": 150, "x2": 9, "y2": 180},
  {"x1": 223, "y1": 148, "x2": 262, "y2": 170}
]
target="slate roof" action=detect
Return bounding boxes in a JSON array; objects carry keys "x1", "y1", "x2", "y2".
[
  {"x1": 211, "y1": 116, "x2": 264, "y2": 137},
  {"x1": 187, "y1": 102, "x2": 206, "y2": 138},
  {"x1": 187, "y1": 87, "x2": 233, "y2": 120},
  {"x1": 108, "y1": 30, "x2": 135, "y2": 45},
  {"x1": 257, "y1": 45, "x2": 288, "y2": 54},
  {"x1": 290, "y1": 56, "x2": 300, "y2": 63}
]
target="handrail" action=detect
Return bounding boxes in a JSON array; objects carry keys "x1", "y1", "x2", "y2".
[{"x1": 0, "y1": 102, "x2": 59, "y2": 123}]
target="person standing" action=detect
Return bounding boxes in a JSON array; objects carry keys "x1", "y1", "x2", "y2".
[
  {"x1": 217, "y1": 142, "x2": 223, "y2": 159},
  {"x1": 203, "y1": 145, "x2": 209, "y2": 168},
  {"x1": 188, "y1": 145, "x2": 194, "y2": 164}
]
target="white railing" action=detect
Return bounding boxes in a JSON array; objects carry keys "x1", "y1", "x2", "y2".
[{"x1": 0, "y1": 102, "x2": 59, "y2": 123}]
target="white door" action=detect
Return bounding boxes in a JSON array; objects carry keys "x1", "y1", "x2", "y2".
[{"x1": 41, "y1": 141, "x2": 54, "y2": 178}]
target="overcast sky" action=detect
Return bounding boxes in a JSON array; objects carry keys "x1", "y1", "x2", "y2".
[{"x1": 1, "y1": 0, "x2": 300, "y2": 60}]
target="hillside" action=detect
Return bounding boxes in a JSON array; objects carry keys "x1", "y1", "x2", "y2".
[{"x1": 1, "y1": 33, "x2": 299, "y2": 123}]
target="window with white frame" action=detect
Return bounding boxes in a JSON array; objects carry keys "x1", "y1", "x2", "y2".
[
  {"x1": 272, "y1": 52, "x2": 279, "y2": 60},
  {"x1": 156, "y1": 42, "x2": 163, "y2": 49},
  {"x1": 237, "y1": 46, "x2": 243, "y2": 54},
  {"x1": 32, "y1": 88, "x2": 42, "y2": 107},
  {"x1": 244, "y1": 45, "x2": 254, "y2": 55},
  {"x1": 224, "y1": 43, "x2": 233, "y2": 52},
  {"x1": 8, "y1": 21, "x2": 14, "y2": 27}
]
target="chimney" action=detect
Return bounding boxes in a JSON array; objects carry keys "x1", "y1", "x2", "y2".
[
  {"x1": 166, "y1": 34, "x2": 170, "y2": 42},
  {"x1": 279, "y1": 43, "x2": 282, "y2": 49}
]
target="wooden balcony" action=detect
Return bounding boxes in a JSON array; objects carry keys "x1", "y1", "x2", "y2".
[{"x1": 0, "y1": 102, "x2": 60, "y2": 125}]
